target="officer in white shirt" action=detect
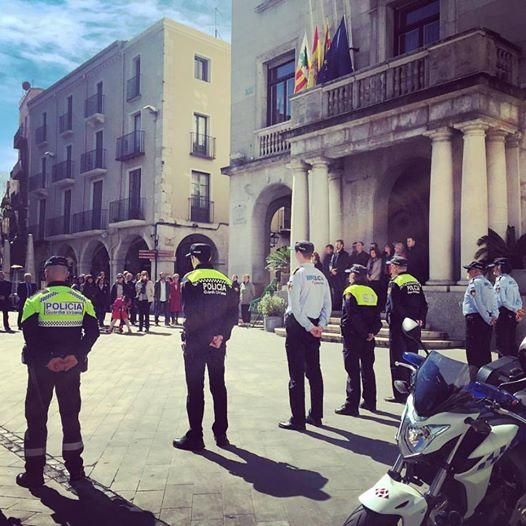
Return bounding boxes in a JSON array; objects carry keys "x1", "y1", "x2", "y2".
[
  {"x1": 279, "y1": 241, "x2": 332, "y2": 431},
  {"x1": 462, "y1": 260, "x2": 498, "y2": 368},
  {"x1": 489, "y1": 257, "x2": 524, "y2": 357}
]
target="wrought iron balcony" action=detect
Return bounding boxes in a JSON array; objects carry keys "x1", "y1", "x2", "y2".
[
  {"x1": 51, "y1": 160, "x2": 75, "y2": 185},
  {"x1": 126, "y1": 74, "x2": 141, "y2": 101},
  {"x1": 116, "y1": 130, "x2": 145, "y2": 161},
  {"x1": 59, "y1": 112, "x2": 73, "y2": 135},
  {"x1": 35, "y1": 125, "x2": 47, "y2": 145},
  {"x1": 14, "y1": 125, "x2": 26, "y2": 149},
  {"x1": 190, "y1": 133, "x2": 216, "y2": 159},
  {"x1": 188, "y1": 195, "x2": 214, "y2": 223},
  {"x1": 80, "y1": 149, "x2": 106, "y2": 176},
  {"x1": 109, "y1": 197, "x2": 145, "y2": 223},
  {"x1": 11, "y1": 160, "x2": 24, "y2": 180},
  {"x1": 29, "y1": 173, "x2": 47, "y2": 193},
  {"x1": 84, "y1": 93, "x2": 104, "y2": 118},
  {"x1": 72, "y1": 209, "x2": 108, "y2": 233},
  {"x1": 46, "y1": 216, "x2": 71, "y2": 237}
]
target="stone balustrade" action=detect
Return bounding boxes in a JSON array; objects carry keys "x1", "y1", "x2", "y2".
[{"x1": 255, "y1": 121, "x2": 291, "y2": 158}]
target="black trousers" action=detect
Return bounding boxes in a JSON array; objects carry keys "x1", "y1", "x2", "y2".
[
  {"x1": 154, "y1": 300, "x2": 169, "y2": 325},
  {"x1": 343, "y1": 339, "x2": 376, "y2": 410},
  {"x1": 496, "y1": 307, "x2": 518, "y2": 357},
  {"x1": 389, "y1": 323, "x2": 419, "y2": 401},
  {"x1": 138, "y1": 300, "x2": 151, "y2": 330},
  {"x1": 95, "y1": 305, "x2": 106, "y2": 326},
  {"x1": 24, "y1": 365, "x2": 84, "y2": 475},
  {"x1": 241, "y1": 304, "x2": 251, "y2": 324},
  {"x1": 184, "y1": 343, "x2": 227, "y2": 438},
  {"x1": 466, "y1": 314, "x2": 493, "y2": 368},
  {"x1": 1, "y1": 306, "x2": 10, "y2": 330},
  {"x1": 285, "y1": 315, "x2": 324, "y2": 424}
]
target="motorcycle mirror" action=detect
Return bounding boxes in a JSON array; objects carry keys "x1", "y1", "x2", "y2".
[{"x1": 394, "y1": 380, "x2": 410, "y2": 395}]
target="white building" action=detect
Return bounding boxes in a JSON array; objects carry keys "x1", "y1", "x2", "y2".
[{"x1": 225, "y1": 0, "x2": 526, "y2": 338}]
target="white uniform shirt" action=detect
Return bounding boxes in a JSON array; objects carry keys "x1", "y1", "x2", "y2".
[
  {"x1": 286, "y1": 263, "x2": 332, "y2": 332},
  {"x1": 495, "y1": 274, "x2": 522, "y2": 313}
]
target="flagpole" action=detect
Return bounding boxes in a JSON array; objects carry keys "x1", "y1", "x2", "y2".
[
  {"x1": 342, "y1": 0, "x2": 356, "y2": 69},
  {"x1": 308, "y1": 0, "x2": 315, "y2": 41}
]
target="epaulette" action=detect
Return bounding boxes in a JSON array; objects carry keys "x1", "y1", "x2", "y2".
[{"x1": 293, "y1": 268, "x2": 300, "y2": 275}]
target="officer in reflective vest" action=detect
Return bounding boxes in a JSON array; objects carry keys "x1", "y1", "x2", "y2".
[
  {"x1": 174, "y1": 243, "x2": 239, "y2": 451},
  {"x1": 385, "y1": 255, "x2": 428, "y2": 403},
  {"x1": 489, "y1": 257, "x2": 524, "y2": 357},
  {"x1": 17, "y1": 256, "x2": 99, "y2": 488},
  {"x1": 279, "y1": 241, "x2": 332, "y2": 431},
  {"x1": 335, "y1": 264, "x2": 382, "y2": 417}
]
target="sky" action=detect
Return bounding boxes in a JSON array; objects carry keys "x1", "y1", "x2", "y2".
[{"x1": 0, "y1": 0, "x2": 232, "y2": 174}]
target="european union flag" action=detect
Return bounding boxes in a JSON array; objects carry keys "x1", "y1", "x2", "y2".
[{"x1": 317, "y1": 17, "x2": 353, "y2": 84}]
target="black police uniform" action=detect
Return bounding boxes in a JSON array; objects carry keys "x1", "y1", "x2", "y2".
[
  {"x1": 176, "y1": 244, "x2": 239, "y2": 450},
  {"x1": 339, "y1": 267, "x2": 382, "y2": 414},
  {"x1": 385, "y1": 257, "x2": 428, "y2": 401},
  {"x1": 18, "y1": 256, "x2": 99, "y2": 487}
]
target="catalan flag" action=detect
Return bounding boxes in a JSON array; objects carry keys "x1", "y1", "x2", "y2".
[
  {"x1": 308, "y1": 26, "x2": 321, "y2": 88},
  {"x1": 322, "y1": 20, "x2": 331, "y2": 65},
  {"x1": 294, "y1": 33, "x2": 310, "y2": 94}
]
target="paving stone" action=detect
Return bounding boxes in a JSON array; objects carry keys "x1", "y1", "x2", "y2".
[
  {"x1": 160, "y1": 507, "x2": 192, "y2": 525},
  {"x1": 191, "y1": 493, "x2": 223, "y2": 521}
]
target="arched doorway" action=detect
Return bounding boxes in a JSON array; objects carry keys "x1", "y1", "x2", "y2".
[
  {"x1": 124, "y1": 237, "x2": 151, "y2": 277},
  {"x1": 175, "y1": 234, "x2": 218, "y2": 277},
  {"x1": 58, "y1": 244, "x2": 78, "y2": 277},
  {"x1": 90, "y1": 242, "x2": 110, "y2": 279}
]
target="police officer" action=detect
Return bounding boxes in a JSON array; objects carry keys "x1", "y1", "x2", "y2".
[
  {"x1": 335, "y1": 265, "x2": 382, "y2": 417},
  {"x1": 385, "y1": 255, "x2": 428, "y2": 403},
  {"x1": 462, "y1": 260, "x2": 498, "y2": 368},
  {"x1": 279, "y1": 241, "x2": 332, "y2": 431},
  {"x1": 490, "y1": 257, "x2": 523, "y2": 357},
  {"x1": 17, "y1": 256, "x2": 99, "y2": 488},
  {"x1": 174, "y1": 243, "x2": 239, "y2": 451}
]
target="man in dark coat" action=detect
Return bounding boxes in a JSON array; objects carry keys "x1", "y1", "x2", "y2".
[
  {"x1": 329, "y1": 240, "x2": 350, "y2": 310},
  {"x1": 0, "y1": 271, "x2": 13, "y2": 332},
  {"x1": 17, "y1": 273, "x2": 37, "y2": 330},
  {"x1": 406, "y1": 237, "x2": 427, "y2": 284}
]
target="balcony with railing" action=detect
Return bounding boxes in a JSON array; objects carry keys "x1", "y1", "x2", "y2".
[
  {"x1": 109, "y1": 198, "x2": 145, "y2": 224},
  {"x1": 72, "y1": 209, "x2": 108, "y2": 233},
  {"x1": 188, "y1": 195, "x2": 214, "y2": 223},
  {"x1": 51, "y1": 160, "x2": 75, "y2": 186},
  {"x1": 84, "y1": 93, "x2": 104, "y2": 125},
  {"x1": 35, "y1": 125, "x2": 47, "y2": 145},
  {"x1": 190, "y1": 133, "x2": 216, "y2": 159},
  {"x1": 14, "y1": 125, "x2": 25, "y2": 149},
  {"x1": 11, "y1": 159, "x2": 24, "y2": 180},
  {"x1": 126, "y1": 75, "x2": 141, "y2": 101},
  {"x1": 290, "y1": 28, "x2": 521, "y2": 131},
  {"x1": 46, "y1": 216, "x2": 71, "y2": 237},
  {"x1": 116, "y1": 130, "x2": 145, "y2": 161},
  {"x1": 29, "y1": 173, "x2": 47, "y2": 196},
  {"x1": 255, "y1": 121, "x2": 291, "y2": 158},
  {"x1": 59, "y1": 112, "x2": 73, "y2": 136},
  {"x1": 80, "y1": 149, "x2": 107, "y2": 177}
]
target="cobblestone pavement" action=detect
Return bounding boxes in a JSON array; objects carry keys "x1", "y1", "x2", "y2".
[{"x1": 0, "y1": 312, "x2": 466, "y2": 525}]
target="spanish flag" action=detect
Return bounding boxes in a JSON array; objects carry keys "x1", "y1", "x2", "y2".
[
  {"x1": 308, "y1": 26, "x2": 321, "y2": 88},
  {"x1": 322, "y1": 20, "x2": 331, "y2": 64},
  {"x1": 294, "y1": 33, "x2": 310, "y2": 94}
]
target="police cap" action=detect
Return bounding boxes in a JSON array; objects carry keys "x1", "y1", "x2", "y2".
[
  {"x1": 390, "y1": 255, "x2": 408, "y2": 267},
  {"x1": 294, "y1": 241, "x2": 314, "y2": 255},
  {"x1": 487, "y1": 257, "x2": 509, "y2": 268},
  {"x1": 463, "y1": 260, "x2": 486, "y2": 271},
  {"x1": 186, "y1": 243, "x2": 212, "y2": 261},
  {"x1": 345, "y1": 264, "x2": 367, "y2": 275},
  {"x1": 44, "y1": 256, "x2": 69, "y2": 269}
]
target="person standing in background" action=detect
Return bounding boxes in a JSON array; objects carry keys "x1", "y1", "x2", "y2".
[
  {"x1": 322, "y1": 244, "x2": 334, "y2": 281},
  {"x1": 312, "y1": 252, "x2": 324, "y2": 273},
  {"x1": 135, "y1": 271, "x2": 154, "y2": 333},
  {"x1": 406, "y1": 236, "x2": 427, "y2": 284},
  {"x1": 154, "y1": 272, "x2": 170, "y2": 326},
  {"x1": 93, "y1": 272, "x2": 110, "y2": 327},
  {"x1": 0, "y1": 271, "x2": 14, "y2": 333},
  {"x1": 240, "y1": 274, "x2": 256, "y2": 326},
  {"x1": 17, "y1": 273, "x2": 37, "y2": 330},
  {"x1": 123, "y1": 272, "x2": 137, "y2": 325},
  {"x1": 367, "y1": 248, "x2": 382, "y2": 298},
  {"x1": 330, "y1": 240, "x2": 350, "y2": 310},
  {"x1": 169, "y1": 273, "x2": 182, "y2": 326},
  {"x1": 353, "y1": 242, "x2": 370, "y2": 267}
]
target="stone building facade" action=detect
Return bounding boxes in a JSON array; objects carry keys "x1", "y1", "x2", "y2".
[
  {"x1": 225, "y1": 0, "x2": 526, "y2": 338},
  {"x1": 14, "y1": 19, "x2": 230, "y2": 281}
]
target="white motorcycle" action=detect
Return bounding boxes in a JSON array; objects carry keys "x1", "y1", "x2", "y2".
[{"x1": 344, "y1": 319, "x2": 526, "y2": 526}]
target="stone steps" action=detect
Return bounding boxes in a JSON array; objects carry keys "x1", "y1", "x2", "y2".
[{"x1": 323, "y1": 324, "x2": 447, "y2": 339}]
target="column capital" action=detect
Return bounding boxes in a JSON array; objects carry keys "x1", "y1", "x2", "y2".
[
  {"x1": 423, "y1": 127, "x2": 453, "y2": 141},
  {"x1": 486, "y1": 128, "x2": 509, "y2": 142},
  {"x1": 306, "y1": 155, "x2": 331, "y2": 169},
  {"x1": 287, "y1": 158, "x2": 310, "y2": 172},
  {"x1": 453, "y1": 119, "x2": 490, "y2": 136},
  {"x1": 506, "y1": 132, "x2": 523, "y2": 148}
]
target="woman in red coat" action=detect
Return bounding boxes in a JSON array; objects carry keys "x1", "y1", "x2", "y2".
[{"x1": 169, "y1": 273, "x2": 182, "y2": 325}]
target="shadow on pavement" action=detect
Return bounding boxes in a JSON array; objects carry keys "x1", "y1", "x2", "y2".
[
  {"x1": 304, "y1": 425, "x2": 398, "y2": 466},
  {"x1": 350, "y1": 413, "x2": 401, "y2": 429},
  {"x1": 0, "y1": 510, "x2": 22, "y2": 526},
  {"x1": 30, "y1": 481, "x2": 160, "y2": 526},
  {"x1": 201, "y1": 445, "x2": 330, "y2": 500}
]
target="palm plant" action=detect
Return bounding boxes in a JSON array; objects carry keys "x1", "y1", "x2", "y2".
[
  {"x1": 265, "y1": 245, "x2": 291, "y2": 274},
  {"x1": 476, "y1": 227, "x2": 526, "y2": 268}
]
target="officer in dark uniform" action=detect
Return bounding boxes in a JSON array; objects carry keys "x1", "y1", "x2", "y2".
[
  {"x1": 335, "y1": 264, "x2": 382, "y2": 416},
  {"x1": 279, "y1": 241, "x2": 332, "y2": 431},
  {"x1": 174, "y1": 244, "x2": 239, "y2": 451},
  {"x1": 385, "y1": 255, "x2": 428, "y2": 403},
  {"x1": 17, "y1": 256, "x2": 99, "y2": 488}
]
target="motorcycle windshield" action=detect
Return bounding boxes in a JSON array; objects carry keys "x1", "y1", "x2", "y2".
[{"x1": 413, "y1": 352, "x2": 475, "y2": 417}]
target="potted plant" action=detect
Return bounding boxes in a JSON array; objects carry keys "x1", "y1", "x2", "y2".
[
  {"x1": 265, "y1": 246, "x2": 291, "y2": 286},
  {"x1": 257, "y1": 293, "x2": 286, "y2": 332}
]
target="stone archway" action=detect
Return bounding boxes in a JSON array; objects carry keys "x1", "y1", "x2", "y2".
[
  {"x1": 175, "y1": 234, "x2": 218, "y2": 277},
  {"x1": 90, "y1": 242, "x2": 110, "y2": 280},
  {"x1": 124, "y1": 236, "x2": 151, "y2": 278},
  {"x1": 56, "y1": 243, "x2": 78, "y2": 277}
]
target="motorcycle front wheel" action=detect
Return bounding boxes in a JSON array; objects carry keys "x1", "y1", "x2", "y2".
[{"x1": 343, "y1": 505, "x2": 400, "y2": 526}]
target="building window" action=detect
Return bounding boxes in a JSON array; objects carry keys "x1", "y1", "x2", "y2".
[
  {"x1": 63, "y1": 189, "x2": 71, "y2": 234},
  {"x1": 195, "y1": 56, "x2": 210, "y2": 82},
  {"x1": 395, "y1": 0, "x2": 440, "y2": 55},
  {"x1": 190, "y1": 171, "x2": 211, "y2": 222},
  {"x1": 267, "y1": 56, "x2": 295, "y2": 126},
  {"x1": 129, "y1": 168, "x2": 142, "y2": 213}
]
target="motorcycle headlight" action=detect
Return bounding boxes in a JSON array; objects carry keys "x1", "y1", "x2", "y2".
[{"x1": 404, "y1": 423, "x2": 450, "y2": 454}]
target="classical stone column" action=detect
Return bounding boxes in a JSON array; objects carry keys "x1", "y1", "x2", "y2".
[
  {"x1": 425, "y1": 128, "x2": 454, "y2": 284},
  {"x1": 289, "y1": 159, "x2": 309, "y2": 245},
  {"x1": 328, "y1": 165, "x2": 343, "y2": 242},
  {"x1": 487, "y1": 129, "x2": 509, "y2": 239},
  {"x1": 455, "y1": 120, "x2": 489, "y2": 274},
  {"x1": 506, "y1": 133, "x2": 522, "y2": 236},
  {"x1": 308, "y1": 157, "x2": 330, "y2": 252}
]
